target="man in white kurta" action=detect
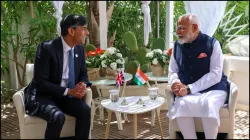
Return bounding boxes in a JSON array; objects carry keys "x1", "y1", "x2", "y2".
[{"x1": 167, "y1": 14, "x2": 229, "y2": 139}]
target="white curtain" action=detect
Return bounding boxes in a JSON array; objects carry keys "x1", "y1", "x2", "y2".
[
  {"x1": 52, "y1": 1, "x2": 65, "y2": 36},
  {"x1": 141, "y1": 1, "x2": 152, "y2": 46},
  {"x1": 184, "y1": 1, "x2": 227, "y2": 37}
]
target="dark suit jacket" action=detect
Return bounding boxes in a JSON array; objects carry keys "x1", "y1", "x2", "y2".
[{"x1": 24, "y1": 37, "x2": 89, "y2": 115}]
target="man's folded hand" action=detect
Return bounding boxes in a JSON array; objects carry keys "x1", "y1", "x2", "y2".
[
  {"x1": 171, "y1": 81, "x2": 186, "y2": 97},
  {"x1": 68, "y1": 82, "x2": 86, "y2": 99}
]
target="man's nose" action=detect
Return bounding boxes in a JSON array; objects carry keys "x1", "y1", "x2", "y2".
[
  {"x1": 176, "y1": 29, "x2": 180, "y2": 35},
  {"x1": 86, "y1": 30, "x2": 89, "y2": 35}
]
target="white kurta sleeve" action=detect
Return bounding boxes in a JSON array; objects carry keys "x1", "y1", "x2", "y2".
[
  {"x1": 188, "y1": 40, "x2": 223, "y2": 93},
  {"x1": 168, "y1": 48, "x2": 180, "y2": 85}
]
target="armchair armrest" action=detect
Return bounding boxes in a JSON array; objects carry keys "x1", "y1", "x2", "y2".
[
  {"x1": 12, "y1": 88, "x2": 26, "y2": 139},
  {"x1": 85, "y1": 88, "x2": 92, "y2": 107},
  {"x1": 165, "y1": 85, "x2": 174, "y2": 109},
  {"x1": 228, "y1": 81, "x2": 239, "y2": 117},
  {"x1": 12, "y1": 88, "x2": 26, "y2": 122}
]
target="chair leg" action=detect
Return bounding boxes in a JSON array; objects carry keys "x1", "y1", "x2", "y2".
[
  {"x1": 98, "y1": 106, "x2": 102, "y2": 120},
  {"x1": 170, "y1": 131, "x2": 176, "y2": 139},
  {"x1": 169, "y1": 121, "x2": 177, "y2": 139},
  {"x1": 123, "y1": 113, "x2": 129, "y2": 122},
  {"x1": 100, "y1": 106, "x2": 104, "y2": 122},
  {"x1": 151, "y1": 107, "x2": 161, "y2": 127},
  {"x1": 115, "y1": 112, "x2": 123, "y2": 130},
  {"x1": 151, "y1": 110, "x2": 155, "y2": 126},
  {"x1": 98, "y1": 105, "x2": 105, "y2": 124},
  {"x1": 91, "y1": 101, "x2": 96, "y2": 130},
  {"x1": 227, "y1": 132, "x2": 234, "y2": 139}
]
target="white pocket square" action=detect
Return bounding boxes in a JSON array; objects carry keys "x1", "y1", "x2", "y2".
[{"x1": 75, "y1": 54, "x2": 78, "y2": 58}]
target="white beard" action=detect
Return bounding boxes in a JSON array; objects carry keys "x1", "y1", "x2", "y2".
[{"x1": 178, "y1": 30, "x2": 195, "y2": 44}]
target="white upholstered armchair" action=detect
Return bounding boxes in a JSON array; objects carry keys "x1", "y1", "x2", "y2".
[
  {"x1": 12, "y1": 64, "x2": 92, "y2": 139},
  {"x1": 166, "y1": 80, "x2": 239, "y2": 139}
]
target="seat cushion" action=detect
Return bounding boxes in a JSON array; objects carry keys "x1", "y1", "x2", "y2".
[
  {"x1": 24, "y1": 113, "x2": 76, "y2": 125},
  {"x1": 219, "y1": 106, "x2": 229, "y2": 118}
]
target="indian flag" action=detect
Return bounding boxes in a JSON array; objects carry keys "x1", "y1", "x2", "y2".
[{"x1": 134, "y1": 67, "x2": 149, "y2": 86}]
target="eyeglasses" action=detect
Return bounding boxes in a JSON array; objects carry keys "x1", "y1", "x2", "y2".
[
  {"x1": 176, "y1": 26, "x2": 187, "y2": 31},
  {"x1": 176, "y1": 24, "x2": 195, "y2": 31}
]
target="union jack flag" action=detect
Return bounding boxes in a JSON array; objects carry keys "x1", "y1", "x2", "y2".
[{"x1": 116, "y1": 70, "x2": 125, "y2": 87}]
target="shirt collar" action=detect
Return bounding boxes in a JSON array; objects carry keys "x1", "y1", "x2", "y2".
[{"x1": 61, "y1": 36, "x2": 74, "y2": 52}]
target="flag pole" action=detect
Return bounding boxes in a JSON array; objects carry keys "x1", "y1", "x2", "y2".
[
  {"x1": 120, "y1": 70, "x2": 128, "y2": 105},
  {"x1": 146, "y1": 81, "x2": 151, "y2": 88},
  {"x1": 118, "y1": 84, "x2": 120, "y2": 91}
]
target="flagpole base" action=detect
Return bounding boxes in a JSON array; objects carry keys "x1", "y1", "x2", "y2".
[
  {"x1": 121, "y1": 98, "x2": 128, "y2": 105},
  {"x1": 137, "y1": 97, "x2": 144, "y2": 105}
]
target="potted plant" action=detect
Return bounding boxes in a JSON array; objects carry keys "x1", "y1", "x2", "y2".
[
  {"x1": 146, "y1": 49, "x2": 170, "y2": 76},
  {"x1": 86, "y1": 47, "x2": 105, "y2": 80},
  {"x1": 100, "y1": 47, "x2": 125, "y2": 79}
]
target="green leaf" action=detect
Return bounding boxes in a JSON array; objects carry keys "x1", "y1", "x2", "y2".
[{"x1": 34, "y1": 6, "x2": 40, "y2": 19}]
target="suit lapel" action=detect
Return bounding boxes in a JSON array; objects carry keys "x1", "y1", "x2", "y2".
[{"x1": 54, "y1": 37, "x2": 63, "y2": 84}]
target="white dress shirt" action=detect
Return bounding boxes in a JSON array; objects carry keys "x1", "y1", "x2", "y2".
[
  {"x1": 61, "y1": 37, "x2": 74, "y2": 96},
  {"x1": 168, "y1": 40, "x2": 223, "y2": 94}
]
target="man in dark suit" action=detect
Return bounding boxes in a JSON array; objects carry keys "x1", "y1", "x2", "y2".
[{"x1": 25, "y1": 14, "x2": 91, "y2": 139}]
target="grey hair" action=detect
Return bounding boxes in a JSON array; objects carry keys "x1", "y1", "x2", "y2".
[{"x1": 179, "y1": 13, "x2": 201, "y2": 30}]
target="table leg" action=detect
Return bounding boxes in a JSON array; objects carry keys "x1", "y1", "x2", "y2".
[
  {"x1": 105, "y1": 110, "x2": 112, "y2": 139},
  {"x1": 155, "y1": 108, "x2": 164, "y2": 139},
  {"x1": 133, "y1": 114, "x2": 137, "y2": 139}
]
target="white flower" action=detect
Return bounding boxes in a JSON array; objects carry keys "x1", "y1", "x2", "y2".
[
  {"x1": 116, "y1": 59, "x2": 121, "y2": 64},
  {"x1": 107, "y1": 47, "x2": 116, "y2": 55},
  {"x1": 101, "y1": 61, "x2": 107, "y2": 68},
  {"x1": 110, "y1": 62, "x2": 117, "y2": 70},
  {"x1": 154, "y1": 49, "x2": 162, "y2": 54},
  {"x1": 152, "y1": 58, "x2": 158, "y2": 65},
  {"x1": 120, "y1": 58, "x2": 125, "y2": 64},
  {"x1": 116, "y1": 53, "x2": 122, "y2": 58},
  {"x1": 100, "y1": 54, "x2": 107, "y2": 59},
  {"x1": 162, "y1": 56, "x2": 167, "y2": 62},
  {"x1": 118, "y1": 58, "x2": 124, "y2": 64},
  {"x1": 163, "y1": 50, "x2": 168, "y2": 54},
  {"x1": 116, "y1": 58, "x2": 124, "y2": 64},
  {"x1": 146, "y1": 52, "x2": 154, "y2": 58}
]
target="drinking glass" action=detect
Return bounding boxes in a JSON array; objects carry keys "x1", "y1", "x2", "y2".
[
  {"x1": 148, "y1": 87, "x2": 158, "y2": 100},
  {"x1": 109, "y1": 89, "x2": 119, "y2": 102}
]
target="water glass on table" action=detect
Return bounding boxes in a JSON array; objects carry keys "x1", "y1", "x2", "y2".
[
  {"x1": 109, "y1": 89, "x2": 119, "y2": 102},
  {"x1": 148, "y1": 87, "x2": 159, "y2": 100}
]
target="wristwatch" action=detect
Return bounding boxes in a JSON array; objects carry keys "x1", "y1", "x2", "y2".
[{"x1": 186, "y1": 85, "x2": 191, "y2": 94}]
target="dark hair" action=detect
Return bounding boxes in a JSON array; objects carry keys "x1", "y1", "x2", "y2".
[{"x1": 60, "y1": 14, "x2": 88, "y2": 36}]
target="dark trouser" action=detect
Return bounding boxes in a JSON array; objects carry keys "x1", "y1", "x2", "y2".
[{"x1": 35, "y1": 95, "x2": 91, "y2": 139}]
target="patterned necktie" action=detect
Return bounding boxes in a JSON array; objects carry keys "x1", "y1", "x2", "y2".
[{"x1": 68, "y1": 48, "x2": 75, "y2": 98}]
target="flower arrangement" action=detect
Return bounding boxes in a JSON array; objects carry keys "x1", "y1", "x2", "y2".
[
  {"x1": 86, "y1": 48, "x2": 105, "y2": 68},
  {"x1": 100, "y1": 47, "x2": 125, "y2": 70},
  {"x1": 146, "y1": 49, "x2": 170, "y2": 67}
]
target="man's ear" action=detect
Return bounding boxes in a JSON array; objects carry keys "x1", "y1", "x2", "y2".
[
  {"x1": 68, "y1": 28, "x2": 75, "y2": 36},
  {"x1": 193, "y1": 24, "x2": 198, "y2": 32}
]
